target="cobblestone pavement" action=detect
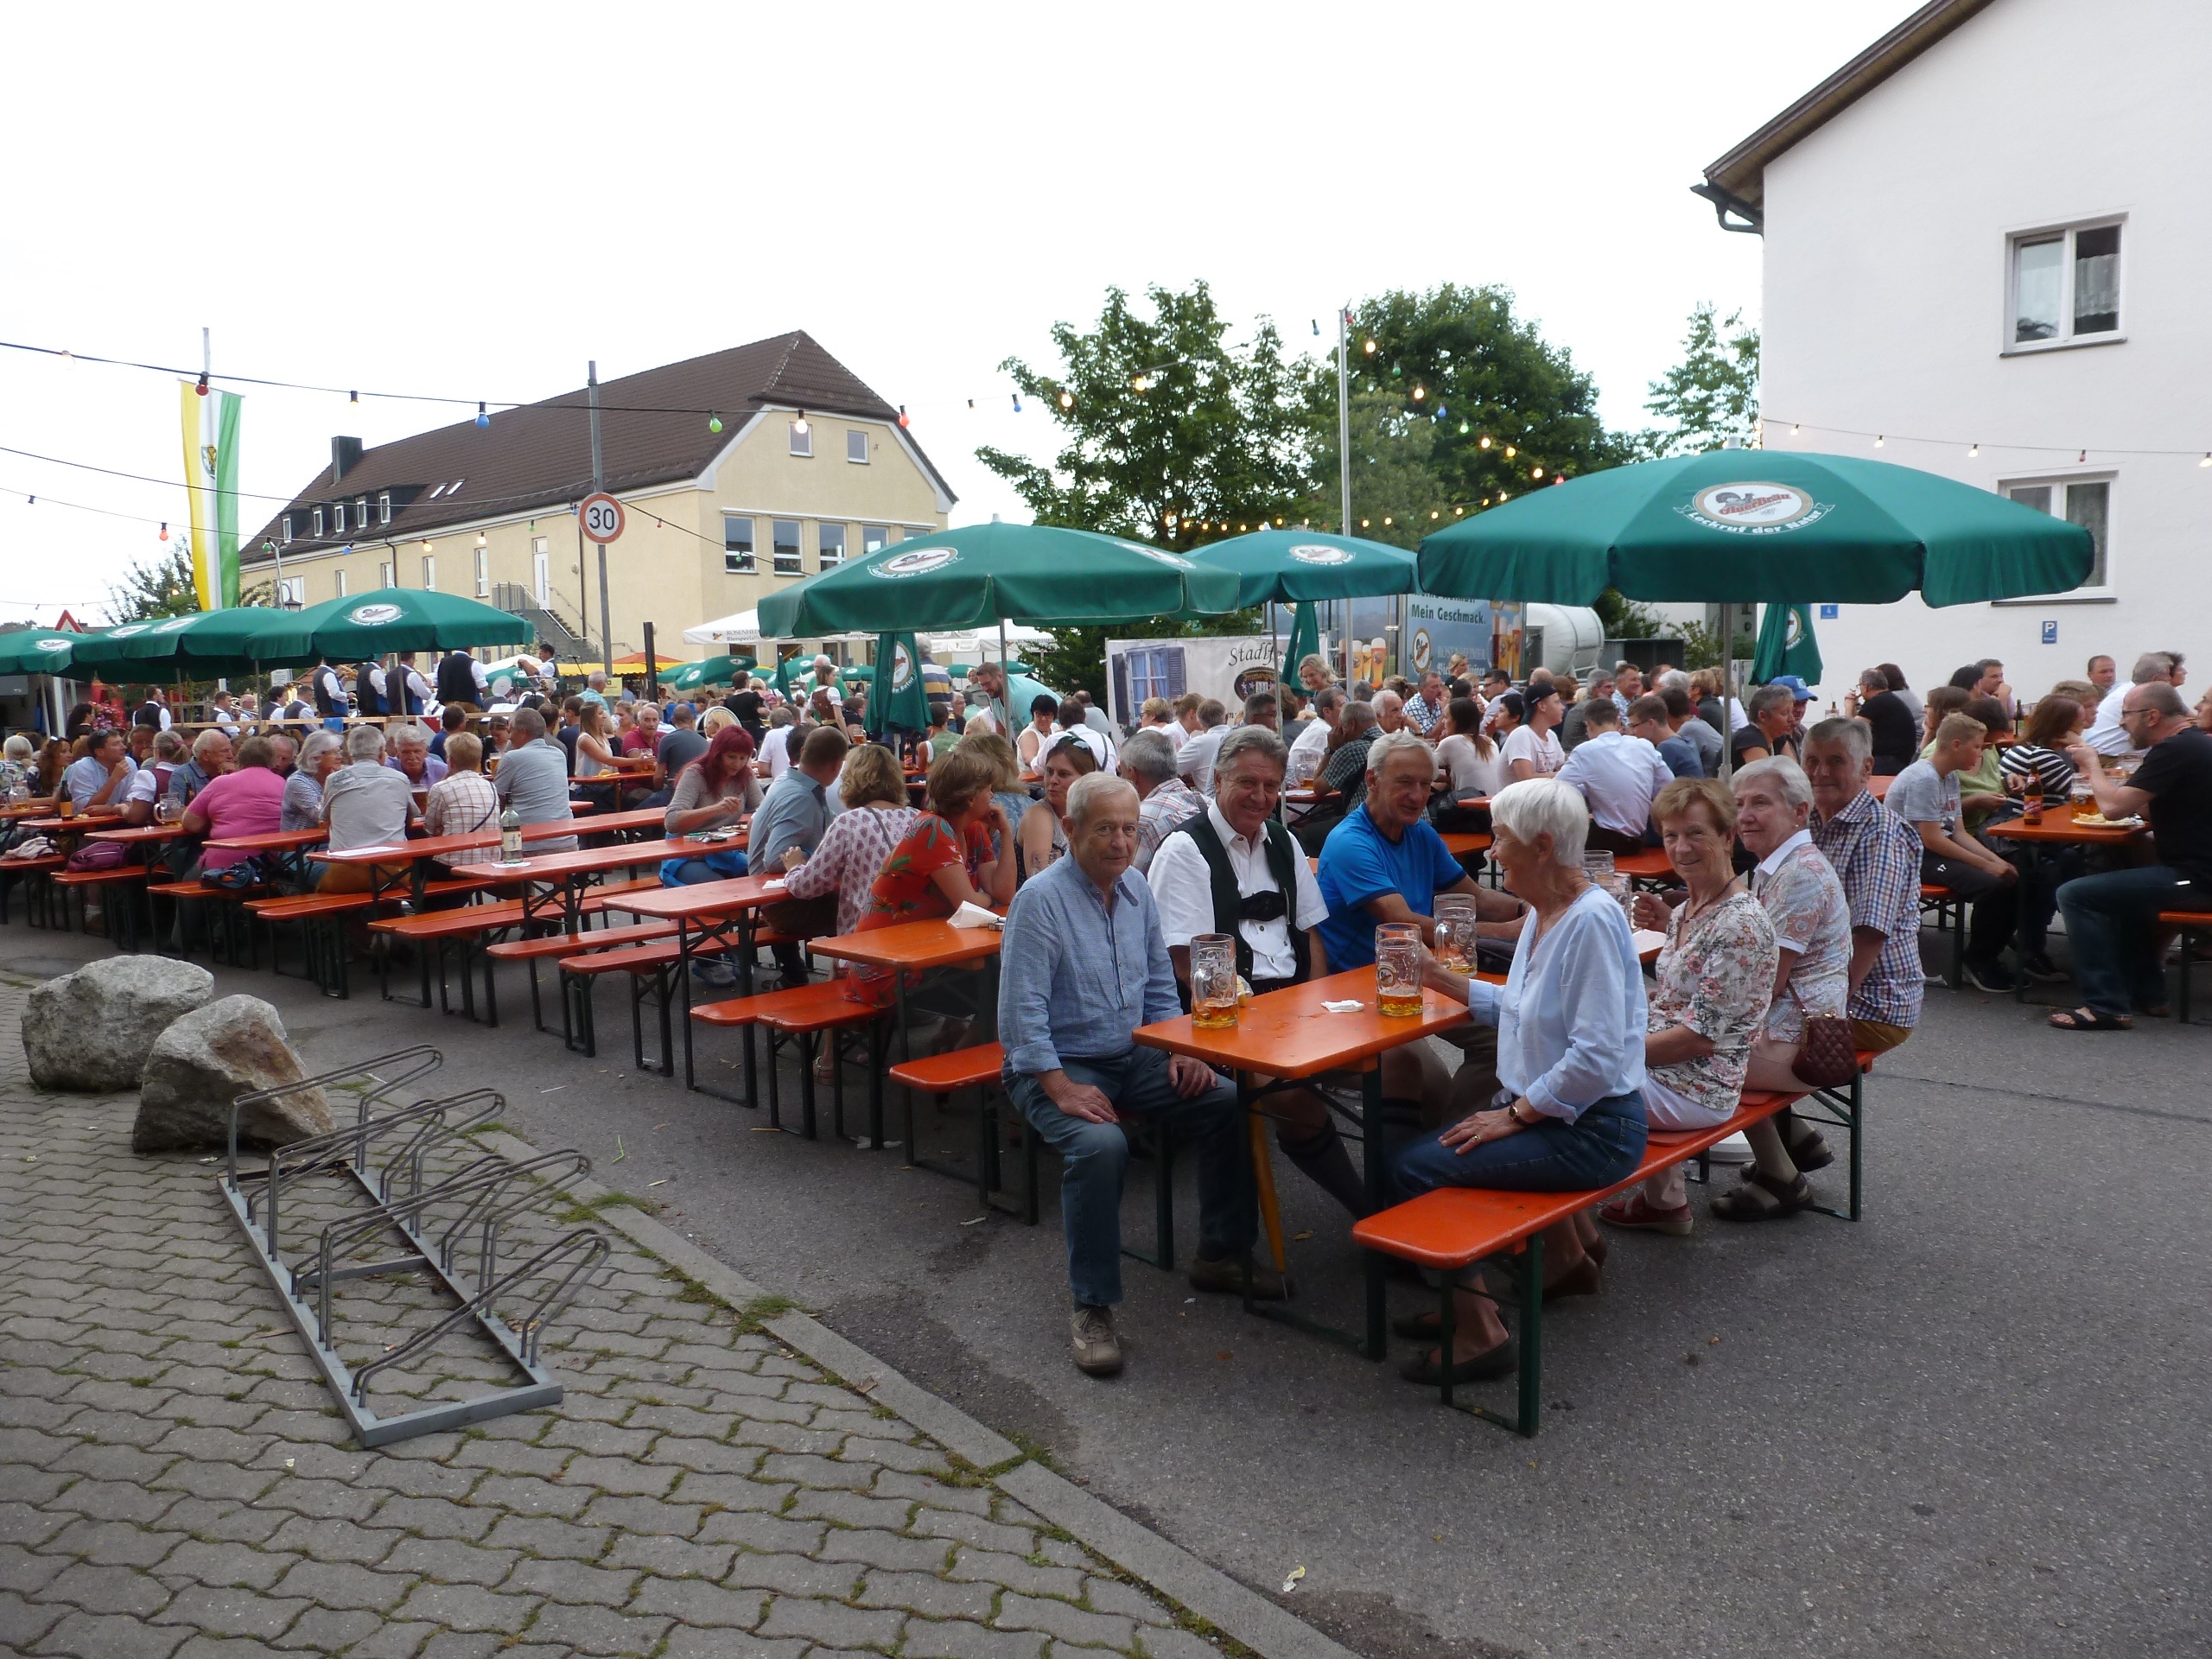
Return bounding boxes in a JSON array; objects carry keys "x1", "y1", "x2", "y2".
[{"x1": 0, "y1": 985, "x2": 1300, "y2": 1659}]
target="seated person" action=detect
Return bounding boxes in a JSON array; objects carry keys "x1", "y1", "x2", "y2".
[
  {"x1": 1014, "y1": 732, "x2": 1097, "y2": 885},
  {"x1": 1118, "y1": 728, "x2": 1202, "y2": 874},
  {"x1": 1626, "y1": 694, "x2": 1700, "y2": 781},
  {"x1": 164, "y1": 728, "x2": 234, "y2": 809},
  {"x1": 1844, "y1": 667, "x2": 1918, "y2": 775},
  {"x1": 1601, "y1": 779, "x2": 1777, "y2": 1233},
  {"x1": 1730, "y1": 683, "x2": 1802, "y2": 768},
  {"x1": 180, "y1": 736, "x2": 288, "y2": 879},
  {"x1": 1000, "y1": 772, "x2": 1274, "y2": 1379},
  {"x1": 842, "y1": 744, "x2": 1015, "y2": 1010},
  {"x1": 283, "y1": 731, "x2": 344, "y2": 831},
  {"x1": 1499, "y1": 684, "x2": 1564, "y2": 779},
  {"x1": 1315, "y1": 728, "x2": 1529, "y2": 1115},
  {"x1": 318, "y1": 725, "x2": 416, "y2": 895},
  {"x1": 63, "y1": 729, "x2": 154, "y2": 823},
  {"x1": 422, "y1": 734, "x2": 501, "y2": 874},
  {"x1": 1017, "y1": 695, "x2": 1061, "y2": 770},
  {"x1": 1433, "y1": 696, "x2": 1508, "y2": 804},
  {"x1": 660, "y1": 728, "x2": 761, "y2": 891},
  {"x1": 385, "y1": 723, "x2": 448, "y2": 791},
  {"x1": 1556, "y1": 696, "x2": 1671, "y2": 855},
  {"x1": 1944, "y1": 696, "x2": 2016, "y2": 834},
  {"x1": 1717, "y1": 756, "x2": 1853, "y2": 1222},
  {"x1": 1803, "y1": 716, "x2": 1925, "y2": 1060},
  {"x1": 1292, "y1": 700, "x2": 1377, "y2": 854},
  {"x1": 753, "y1": 726, "x2": 852, "y2": 988},
  {"x1": 427, "y1": 706, "x2": 467, "y2": 762},
  {"x1": 783, "y1": 741, "x2": 920, "y2": 940},
  {"x1": 1887, "y1": 713, "x2": 2019, "y2": 995},
  {"x1": 1148, "y1": 728, "x2": 1364, "y2": 1215},
  {"x1": 2055, "y1": 682, "x2": 2212, "y2": 1030},
  {"x1": 1398, "y1": 779, "x2": 1648, "y2": 1384},
  {"x1": 492, "y1": 709, "x2": 578, "y2": 853}
]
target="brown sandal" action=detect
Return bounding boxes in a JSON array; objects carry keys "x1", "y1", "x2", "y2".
[{"x1": 1710, "y1": 1168, "x2": 1810, "y2": 1223}]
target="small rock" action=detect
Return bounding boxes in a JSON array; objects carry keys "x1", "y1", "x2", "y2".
[
  {"x1": 23, "y1": 957, "x2": 214, "y2": 1091},
  {"x1": 133, "y1": 995, "x2": 333, "y2": 1153}
]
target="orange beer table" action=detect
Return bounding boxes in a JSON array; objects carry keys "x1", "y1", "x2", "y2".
[
  {"x1": 1984, "y1": 810, "x2": 2150, "y2": 1001},
  {"x1": 1135, "y1": 966, "x2": 1469, "y2": 1358},
  {"x1": 620, "y1": 874, "x2": 796, "y2": 1100}
]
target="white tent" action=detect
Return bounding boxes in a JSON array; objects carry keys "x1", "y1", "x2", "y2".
[
  {"x1": 682, "y1": 611, "x2": 1048, "y2": 661},
  {"x1": 682, "y1": 610, "x2": 869, "y2": 647}
]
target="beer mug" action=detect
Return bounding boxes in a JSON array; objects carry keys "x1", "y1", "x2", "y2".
[
  {"x1": 1433, "y1": 894, "x2": 1476, "y2": 975},
  {"x1": 1376, "y1": 922, "x2": 1422, "y2": 1017},
  {"x1": 1191, "y1": 933, "x2": 1239, "y2": 1029}
]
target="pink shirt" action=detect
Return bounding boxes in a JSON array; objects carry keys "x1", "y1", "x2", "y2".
[{"x1": 189, "y1": 766, "x2": 287, "y2": 869}]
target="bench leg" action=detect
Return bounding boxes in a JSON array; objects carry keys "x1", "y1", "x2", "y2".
[{"x1": 1514, "y1": 1238, "x2": 1543, "y2": 1436}]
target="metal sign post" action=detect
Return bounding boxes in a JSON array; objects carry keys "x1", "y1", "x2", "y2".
[{"x1": 588, "y1": 363, "x2": 612, "y2": 679}]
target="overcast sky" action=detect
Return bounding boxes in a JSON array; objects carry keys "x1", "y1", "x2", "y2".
[{"x1": 1, "y1": 0, "x2": 1916, "y2": 624}]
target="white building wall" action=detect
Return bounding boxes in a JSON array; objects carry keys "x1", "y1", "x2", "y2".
[{"x1": 1756, "y1": 0, "x2": 2212, "y2": 703}]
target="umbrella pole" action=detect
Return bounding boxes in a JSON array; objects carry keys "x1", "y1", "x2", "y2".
[{"x1": 997, "y1": 620, "x2": 1007, "y2": 729}]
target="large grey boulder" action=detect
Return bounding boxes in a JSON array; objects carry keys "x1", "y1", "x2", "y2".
[
  {"x1": 134, "y1": 995, "x2": 334, "y2": 1154},
  {"x1": 23, "y1": 957, "x2": 215, "y2": 1092}
]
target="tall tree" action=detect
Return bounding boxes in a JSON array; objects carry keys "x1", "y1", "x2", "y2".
[
  {"x1": 1637, "y1": 302, "x2": 1760, "y2": 457},
  {"x1": 977, "y1": 283, "x2": 1302, "y2": 696},
  {"x1": 106, "y1": 547, "x2": 200, "y2": 622},
  {"x1": 1298, "y1": 389, "x2": 1439, "y2": 550}
]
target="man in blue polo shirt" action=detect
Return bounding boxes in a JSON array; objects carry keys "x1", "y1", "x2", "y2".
[{"x1": 1318, "y1": 729, "x2": 1529, "y2": 1116}]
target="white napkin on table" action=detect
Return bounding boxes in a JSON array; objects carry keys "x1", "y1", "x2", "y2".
[
  {"x1": 948, "y1": 901, "x2": 1004, "y2": 930},
  {"x1": 1321, "y1": 999, "x2": 1365, "y2": 1014}
]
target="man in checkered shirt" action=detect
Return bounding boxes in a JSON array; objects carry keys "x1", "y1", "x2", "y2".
[
  {"x1": 1403, "y1": 669, "x2": 1449, "y2": 736},
  {"x1": 1803, "y1": 715, "x2": 1925, "y2": 1056}
]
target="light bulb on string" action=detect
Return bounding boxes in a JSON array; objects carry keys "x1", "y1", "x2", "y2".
[
  {"x1": 1453, "y1": 506, "x2": 1464, "y2": 516},
  {"x1": 1058, "y1": 390, "x2": 1073, "y2": 410},
  {"x1": 2201, "y1": 454, "x2": 2212, "y2": 467},
  {"x1": 2078, "y1": 448, "x2": 2086, "y2": 463},
  {"x1": 194, "y1": 372, "x2": 209, "y2": 397},
  {"x1": 1382, "y1": 516, "x2": 1392, "y2": 526},
  {"x1": 1360, "y1": 518, "x2": 1370, "y2": 528},
  {"x1": 1874, "y1": 435, "x2": 1885, "y2": 448},
  {"x1": 1011, "y1": 394, "x2": 1021, "y2": 414},
  {"x1": 1790, "y1": 423, "x2": 1800, "y2": 435},
  {"x1": 1274, "y1": 517, "x2": 1284, "y2": 526},
  {"x1": 1478, "y1": 435, "x2": 1491, "y2": 449},
  {"x1": 1503, "y1": 445, "x2": 1516, "y2": 459},
  {"x1": 1458, "y1": 421, "x2": 1470, "y2": 435},
  {"x1": 1429, "y1": 510, "x2": 1440, "y2": 519},
  {"x1": 474, "y1": 532, "x2": 486, "y2": 549},
  {"x1": 708, "y1": 411, "x2": 724, "y2": 434},
  {"x1": 1967, "y1": 442, "x2": 1978, "y2": 457},
  {"x1": 158, "y1": 521, "x2": 168, "y2": 540},
  {"x1": 1531, "y1": 464, "x2": 1544, "y2": 480},
  {"x1": 1411, "y1": 385, "x2": 1425, "y2": 401},
  {"x1": 1363, "y1": 339, "x2": 1376, "y2": 355},
  {"x1": 898, "y1": 404, "x2": 910, "y2": 428},
  {"x1": 793, "y1": 410, "x2": 810, "y2": 435},
  {"x1": 474, "y1": 401, "x2": 490, "y2": 429},
  {"x1": 1497, "y1": 490, "x2": 1509, "y2": 502}
]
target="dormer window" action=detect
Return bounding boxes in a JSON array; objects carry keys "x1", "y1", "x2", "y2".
[
  {"x1": 332, "y1": 502, "x2": 346, "y2": 534},
  {"x1": 311, "y1": 507, "x2": 325, "y2": 537},
  {"x1": 378, "y1": 492, "x2": 391, "y2": 525},
  {"x1": 355, "y1": 496, "x2": 367, "y2": 529},
  {"x1": 281, "y1": 514, "x2": 293, "y2": 543}
]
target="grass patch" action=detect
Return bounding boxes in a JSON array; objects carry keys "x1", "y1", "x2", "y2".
[
  {"x1": 553, "y1": 1189, "x2": 654, "y2": 1224},
  {"x1": 734, "y1": 1294, "x2": 798, "y2": 1334}
]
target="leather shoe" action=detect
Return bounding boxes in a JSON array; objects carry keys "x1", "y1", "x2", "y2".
[
  {"x1": 1070, "y1": 1305, "x2": 1122, "y2": 1376},
  {"x1": 1187, "y1": 1255, "x2": 1287, "y2": 1300}
]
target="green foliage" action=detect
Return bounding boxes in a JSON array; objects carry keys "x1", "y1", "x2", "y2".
[
  {"x1": 1677, "y1": 618, "x2": 1729, "y2": 670},
  {"x1": 1298, "y1": 389, "x2": 1437, "y2": 548},
  {"x1": 106, "y1": 547, "x2": 200, "y2": 623},
  {"x1": 1634, "y1": 302, "x2": 1761, "y2": 459},
  {"x1": 1594, "y1": 588, "x2": 1667, "y2": 641}
]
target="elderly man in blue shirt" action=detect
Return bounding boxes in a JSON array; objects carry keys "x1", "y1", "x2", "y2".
[{"x1": 999, "y1": 770, "x2": 1274, "y2": 1378}]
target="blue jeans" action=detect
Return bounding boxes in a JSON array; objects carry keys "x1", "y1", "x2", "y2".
[
  {"x1": 1009, "y1": 1047, "x2": 1255, "y2": 1307},
  {"x1": 1393, "y1": 1090, "x2": 1647, "y2": 1201},
  {"x1": 2056, "y1": 865, "x2": 2212, "y2": 1017},
  {"x1": 659, "y1": 851, "x2": 748, "y2": 886}
]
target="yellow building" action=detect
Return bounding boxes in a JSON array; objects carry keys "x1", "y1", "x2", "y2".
[{"x1": 240, "y1": 333, "x2": 954, "y2": 666}]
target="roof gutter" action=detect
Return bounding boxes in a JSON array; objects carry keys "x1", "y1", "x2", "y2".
[{"x1": 1689, "y1": 181, "x2": 1763, "y2": 236}]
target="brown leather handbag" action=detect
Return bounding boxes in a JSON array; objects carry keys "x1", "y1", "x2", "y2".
[{"x1": 1790, "y1": 1014, "x2": 1859, "y2": 1090}]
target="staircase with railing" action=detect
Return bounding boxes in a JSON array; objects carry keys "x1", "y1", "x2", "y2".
[{"x1": 491, "y1": 582, "x2": 626, "y2": 661}]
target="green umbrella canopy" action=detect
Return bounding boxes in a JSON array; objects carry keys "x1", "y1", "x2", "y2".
[
  {"x1": 663, "y1": 655, "x2": 754, "y2": 693},
  {"x1": 1416, "y1": 451, "x2": 2096, "y2": 606},
  {"x1": 1186, "y1": 528, "x2": 1418, "y2": 607},
  {"x1": 0, "y1": 629, "x2": 86, "y2": 675},
  {"x1": 293, "y1": 589, "x2": 531, "y2": 660},
  {"x1": 755, "y1": 523, "x2": 1242, "y2": 638},
  {"x1": 70, "y1": 607, "x2": 315, "y2": 677}
]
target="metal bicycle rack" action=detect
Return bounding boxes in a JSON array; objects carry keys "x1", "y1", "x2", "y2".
[{"x1": 218, "y1": 1046, "x2": 610, "y2": 1447}]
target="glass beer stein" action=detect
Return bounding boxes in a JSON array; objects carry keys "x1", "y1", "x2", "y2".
[
  {"x1": 1433, "y1": 894, "x2": 1477, "y2": 975},
  {"x1": 1376, "y1": 922, "x2": 1422, "y2": 1017},
  {"x1": 1191, "y1": 933, "x2": 1240, "y2": 1029}
]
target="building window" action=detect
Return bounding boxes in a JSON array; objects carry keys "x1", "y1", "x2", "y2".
[
  {"x1": 378, "y1": 561, "x2": 394, "y2": 588},
  {"x1": 723, "y1": 514, "x2": 755, "y2": 574},
  {"x1": 334, "y1": 568, "x2": 348, "y2": 598},
  {"x1": 422, "y1": 554, "x2": 436, "y2": 591},
  {"x1": 2005, "y1": 475, "x2": 2111, "y2": 588},
  {"x1": 1125, "y1": 645, "x2": 1187, "y2": 706},
  {"x1": 334, "y1": 502, "x2": 347, "y2": 535},
  {"x1": 312, "y1": 507, "x2": 325, "y2": 537},
  {"x1": 355, "y1": 497, "x2": 367, "y2": 531},
  {"x1": 474, "y1": 546, "x2": 489, "y2": 597},
  {"x1": 280, "y1": 514, "x2": 293, "y2": 544},
  {"x1": 862, "y1": 524, "x2": 890, "y2": 556},
  {"x1": 532, "y1": 537, "x2": 550, "y2": 606},
  {"x1": 818, "y1": 524, "x2": 846, "y2": 568},
  {"x1": 789, "y1": 422, "x2": 812, "y2": 458},
  {"x1": 378, "y1": 492, "x2": 391, "y2": 526},
  {"x1": 847, "y1": 430, "x2": 868, "y2": 464},
  {"x1": 772, "y1": 519, "x2": 802, "y2": 576},
  {"x1": 2010, "y1": 221, "x2": 2121, "y2": 346},
  {"x1": 276, "y1": 575, "x2": 305, "y2": 607}
]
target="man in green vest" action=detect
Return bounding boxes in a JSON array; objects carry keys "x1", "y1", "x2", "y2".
[{"x1": 1147, "y1": 725, "x2": 1368, "y2": 1215}]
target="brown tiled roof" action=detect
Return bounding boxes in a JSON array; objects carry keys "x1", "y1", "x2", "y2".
[
  {"x1": 1698, "y1": 0, "x2": 1997, "y2": 222},
  {"x1": 244, "y1": 331, "x2": 948, "y2": 559}
]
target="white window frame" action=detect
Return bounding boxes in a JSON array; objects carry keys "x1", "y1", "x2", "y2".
[
  {"x1": 862, "y1": 524, "x2": 891, "y2": 556},
  {"x1": 532, "y1": 537, "x2": 550, "y2": 605},
  {"x1": 378, "y1": 561, "x2": 395, "y2": 589},
  {"x1": 422, "y1": 554, "x2": 436, "y2": 591},
  {"x1": 2003, "y1": 216, "x2": 2125, "y2": 354},
  {"x1": 817, "y1": 523, "x2": 846, "y2": 568},
  {"x1": 334, "y1": 568, "x2": 348, "y2": 597},
  {"x1": 280, "y1": 514, "x2": 293, "y2": 543},
  {"x1": 722, "y1": 513, "x2": 756, "y2": 575},
  {"x1": 846, "y1": 429, "x2": 868, "y2": 464},
  {"x1": 474, "y1": 546, "x2": 489, "y2": 597},
  {"x1": 1993, "y1": 470, "x2": 2116, "y2": 603},
  {"x1": 355, "y1": 496, "x2": 367, "y2": 530},
  {"x1": 772, "y1": 519, "x2": 803, "y2": 576},
  {"x1": 276, "y1": 575, "x2": 306, "y2": 607},
  {"x1": 378, "y1": 492, "x2": 391, "y2": 526},
  {"x1": 312, "y1": 507, "x2": 326, "y2": 537},
  {"x1": 789, "y1": 423, "x2": 813, "y2": 459}
]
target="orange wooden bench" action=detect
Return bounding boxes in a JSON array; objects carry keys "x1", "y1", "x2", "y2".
[
  {"x1": 556, "y1": 938, "x2": 688, "y2": 1069},
  {"x1": 2160, "y1": 909, "x2": 2212, "y2": 1023},
  {"x1": 245, "y1": 877, "x2": 492, "y2": 997},
  {"x1": 1350, "y1": 1053, "x2": 1874, "y2": 1434},
  {"x1": 886, "y1": 1041, "x2": 1034, "y2": 1220},
  {"x1": 487, "y1": 919, "x2": 678, "y2": 1036},
  {"x1": 52, "y1": 865, "x2": 150, "y2": 948},
  {"x1": 0, "y1": 854, "x2": 67, "y2": 926},
  {"x1": 1920, "y1": 883, "x2": 1963, "y2": 988},
  {"x1": 692, "y1": 980, "x2": 884, "y2": 1140}
]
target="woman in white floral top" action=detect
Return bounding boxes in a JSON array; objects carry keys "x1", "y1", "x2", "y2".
[
  {"x1": 1600, "y1": 778, "x2": 1777, "y2": 1235},
  {"x1": 1718, "y1": 755, "x2": 1853, "y2": 1222}
]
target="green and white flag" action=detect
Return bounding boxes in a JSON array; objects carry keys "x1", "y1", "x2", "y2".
[
  {"x1": 1751, "y1": 601, "x2": 1822, "y2": 685},
  {"x1": 180, "y1": 380, "x2": 242, "y2": 608}
]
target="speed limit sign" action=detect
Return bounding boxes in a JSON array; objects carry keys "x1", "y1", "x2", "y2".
[{"x1": 579, "y1": 493, "x2": 626, "y2": 543}]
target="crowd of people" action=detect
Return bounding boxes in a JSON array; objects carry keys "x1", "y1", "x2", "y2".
[{"x1": 10, "y1": 632, "x2": 2212, "y2": 1382}]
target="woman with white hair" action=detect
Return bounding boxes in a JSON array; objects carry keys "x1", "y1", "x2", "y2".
[
  {"x1": 1713, "y1": 754, "x2": 1852, "y2": 1222},
  {"x1": 1395, "y1": 777, "x2": 1649, "y2": 1385},
  {"x1": 283, "y1": 730, "x2": 346, "y2": 831}
]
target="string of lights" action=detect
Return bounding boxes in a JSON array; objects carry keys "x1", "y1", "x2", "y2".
[{"x1": 1767, "y1": 416, "x2": 2212, "y2": 467}]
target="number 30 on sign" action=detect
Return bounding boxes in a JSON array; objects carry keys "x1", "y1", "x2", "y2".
[{"x1": 579, "y1": 493, "x2": 626, "y2": 544}]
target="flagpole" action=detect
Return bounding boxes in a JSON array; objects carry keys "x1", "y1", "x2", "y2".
[{"x1": 1337, "y1": 303, "x2": 1353, "y2": 688}]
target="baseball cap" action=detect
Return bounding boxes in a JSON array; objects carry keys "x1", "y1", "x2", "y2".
[{"x1": 1769, "y1": 675, "x2": 1814, "y2": 702}]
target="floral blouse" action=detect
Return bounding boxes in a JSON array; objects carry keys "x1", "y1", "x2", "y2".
[
  {"x1": 1751, "y1": 833, "x2": 1853, "y2": 1041},
  {"x1": 1647, "y1": 888, "x2": 1777, "y2": 1116}
]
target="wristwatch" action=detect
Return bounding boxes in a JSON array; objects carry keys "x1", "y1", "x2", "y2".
[{"x1": 1510, "y1": 1101, "x2": 1541, "y2": 1127}]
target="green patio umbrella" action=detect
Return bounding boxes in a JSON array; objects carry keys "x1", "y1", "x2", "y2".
[
  {"x1": 756, "y1": 523, "x2": 1241, "y2": 638},
  {"x1": 867, "y1": 633, "x2": 931, "y2": 738},
  {"x1": 292, "y1": 589, "x2": 531, "y2": 659},
  {"x1": 1751, "y1": 602, "x2": 1823, "y2": 684},
  {"x1": 0, "y1": 629, "x2": 86, "y2": 676},
  {"x1": 1188, "y1": 527, "x2": 1414, "y2": 684},
  {"x1": 1416, "y1": 451, "x2": 2094, "y2": 607},
  {"x1": 662, "y1": 654, "x2": 753, "y2": 694},
  {"x1": 69, "y1": 607, "x2": 315, "y2": 679}
]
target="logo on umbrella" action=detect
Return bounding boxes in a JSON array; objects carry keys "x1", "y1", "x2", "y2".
[
  {"x1": 35, "y1": 639, "x2": 70, "y2": 652},
  {"x1": 1683, "y1": 482, "x2": 1828, "y2": 535},
  {"x1": 348, "y1": 603, "x2": 404, "y2": 626},
  {"x1": 1121, "y1": 543, "x2": 1194, "y2": 569},
  {"x1": 872, "y1": 548, "x2": 959, "y2": 580},
  {"x1": 1287, "y1": 544, "x2": 1354, "y2": 565},
  {"x1": 154, "y1": 616, "x2": 197, "y2": 632},
  {"x1": 108, "y1": 624, "x2": 152, "y2": 639},
  {"x1": 891, "y1": 641, "x2": 915, "y2": 692}
]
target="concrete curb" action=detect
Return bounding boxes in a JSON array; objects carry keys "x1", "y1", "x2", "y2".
[{"x1": 479, "y1": 1128, "x2": 1354, "y2": 1659}]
